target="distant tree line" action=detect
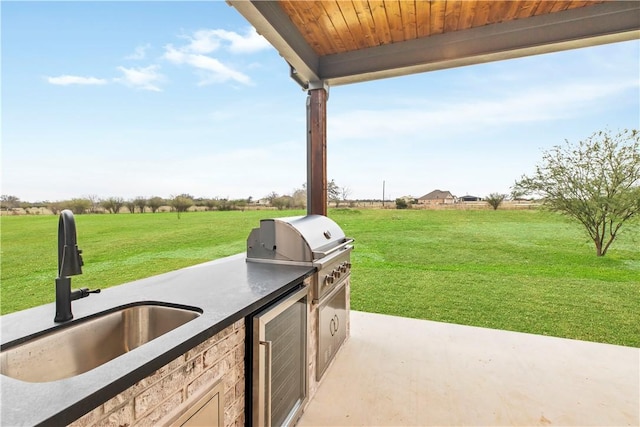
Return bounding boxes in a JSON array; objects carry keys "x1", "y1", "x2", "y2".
[
  {"x1": 0, "y1": 194, "x2": 255, "y2": 215},
  {"x1": 0, "y1": 179, "x2": 354, "y2": 215}
]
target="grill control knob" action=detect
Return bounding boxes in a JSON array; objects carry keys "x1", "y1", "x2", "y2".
[
  {"x1": 325, "y1": 275, "x2": 334, "y2": 285},
  {"x1": 332, "y1": 270, "x2": 341, "y2": 279}
]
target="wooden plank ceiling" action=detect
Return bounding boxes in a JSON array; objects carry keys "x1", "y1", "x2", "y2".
[
  {"x1": 229, "y1": 1, "x2": 640, "y2": 87},
  {"x1": 279, "y1": 1, "x2": 606, "y2": 57}
]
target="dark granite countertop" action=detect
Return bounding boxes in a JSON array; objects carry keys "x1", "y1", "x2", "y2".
[{"x1": 0, "y1": 253, "x2": 314, "y2": 426}]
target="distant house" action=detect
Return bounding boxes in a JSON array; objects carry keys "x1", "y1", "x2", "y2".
[
  {"x1": 460, "y1": 195, "x2": 482, "y2": 202},
  {"x1": 417, "y1": 190, "x2": 455, "y2": 205}
]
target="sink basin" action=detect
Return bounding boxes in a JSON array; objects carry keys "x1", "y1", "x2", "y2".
[{"x1": 0, "y1": 303, "x2": 202, "y2": 383}]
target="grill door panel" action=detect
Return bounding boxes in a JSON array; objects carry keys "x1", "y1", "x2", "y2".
[{"x1": 317, "y1": 281, "x2": 347, "y2": 380}]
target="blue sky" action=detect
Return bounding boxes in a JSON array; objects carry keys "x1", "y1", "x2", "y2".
[{"x1": 2, "y1": 1, "x2": 639, "y2": 203}]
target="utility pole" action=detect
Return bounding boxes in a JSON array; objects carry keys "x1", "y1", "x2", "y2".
[{"x1": 382, "y1": 180, "x2": 385, "y2": 207}]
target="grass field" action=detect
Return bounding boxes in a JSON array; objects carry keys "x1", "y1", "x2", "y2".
[{"x1": 1, "y1": 209, "x2": 638, "y2": 347}]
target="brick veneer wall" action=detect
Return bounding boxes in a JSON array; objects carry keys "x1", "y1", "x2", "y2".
[{"x1": 71, "y1": 319, "x2": 245, "y2": 427}]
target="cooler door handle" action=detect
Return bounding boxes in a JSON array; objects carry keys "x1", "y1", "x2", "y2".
[{"x1": 260, "y1": 340, "x2": 273, "y2": 427}]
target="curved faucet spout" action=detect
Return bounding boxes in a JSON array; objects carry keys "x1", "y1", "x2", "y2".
[
  {"x1": 58, "y1": 209, "x2": 83, "y2": 277},
  {"x1": 55, "y1": 209, "x2": 99, "y2": 323}
]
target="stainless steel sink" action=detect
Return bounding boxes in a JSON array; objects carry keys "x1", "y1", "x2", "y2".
[{"x1": 0, "y1": 303, "x2": 202, "y2": 383}]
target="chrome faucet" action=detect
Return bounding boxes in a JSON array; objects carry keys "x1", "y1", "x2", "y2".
[{"x1": 55, "y1": 209, "x2": 100, "y2": 323}]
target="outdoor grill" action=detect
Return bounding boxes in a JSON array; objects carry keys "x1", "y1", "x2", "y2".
[
  {"x1": 246, "y1": 215, "x2": 353, "y2": 302},
  {"x1": 246, "y1": 215, "x2": 353, "y2": 426}
]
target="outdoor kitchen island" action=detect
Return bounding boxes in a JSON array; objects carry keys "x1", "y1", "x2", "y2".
[{"x1": 0, "y1": 251, "x2": 330, "y2": 427}]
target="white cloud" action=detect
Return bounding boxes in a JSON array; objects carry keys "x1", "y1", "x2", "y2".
[
  {"x1": 125, "y1": 43, "x2": 151, "y2": 60},
  {"x1": 46, "y1": 75, "x2": 108, "y2": 85},
  {"x1": 181, "y1": 27, "x2": 270, "y2": 54},
  {"x1": 180, "y1": 30, "x2": 221, "y2": 54},
  {"x1": 114, "y1": 65, "x2": 165, "y2": 91},
  {"x1": 161, "y1": 26, "x2": 270, "y2": 86},
  {"x1": 164, "y1": 45, "x2": 251, "y2": 86},
  {"x1": 210, "y1": 27, "x2": 271, "y2": 54}
]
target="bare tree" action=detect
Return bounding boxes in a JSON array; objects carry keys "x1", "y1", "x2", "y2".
[
  {"x1": 84, "y1": 194, "x2": 100, "y2": 213},
  {"x1": 513, "y1": 128, "x2": 640, "y2": 256},
  {"x1": 292, "y1": 186, "x2": 307, "y2": 209},
  {"x1": 147, "y1": 196, "x2": 164, "y2": 213},
  {"x1": 69, "y1": 198, "x2": 92, "y2": 214},
  {"x1": 265, "y1": 192, "x2": 279, "y2": 205},
  {"x1": 0, "y1": 195, "x2": 21, "y2": 211},
  {"x1": 340, "y1": 186, "x2": 352, "y2": 206},
  {"x1": 47, "y1": 201, "x2": 62, "y2": 215},
  {"x1": 272, "y1": 196, "x2": 292, "y2": 210},
  {"x1": 171, "y1": 194, "x2": 194, "y2": 218},
  {"x1": 133, "y1": 197, "x2": 147, "y2": 213},
  {"x1": 125, "y1": 200, "x2": 136, "y2": 214},
  {"x1": 485, "y1": 193, "x2": 506, "y2": 210},
  {"x1": 101, "y1": 197, "x2": 124, "y2": 214},
  {"x1": 327, "y1": 179, "x2": 340, "y2": 207},
  {"x1": 203, "y1": 198, "x2": 218, "y2": 211}
]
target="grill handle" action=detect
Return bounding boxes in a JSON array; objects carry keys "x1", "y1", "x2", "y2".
[{"x1": 312, "y1": 239, "x2": 354, "y2": 259}]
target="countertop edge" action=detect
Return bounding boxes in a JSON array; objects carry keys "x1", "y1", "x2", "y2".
[{"x1": 1, "y1": 253, "x2": 315, "y2": 427}]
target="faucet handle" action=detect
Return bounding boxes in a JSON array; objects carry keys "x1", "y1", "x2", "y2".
[{"x1": 77, "y1": 288, "x2": 101, "y2": 298}]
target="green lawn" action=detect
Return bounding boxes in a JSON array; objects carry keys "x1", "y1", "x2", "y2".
[{"x1": 1, "y1": 209, "x2": 638, "y2": 346}]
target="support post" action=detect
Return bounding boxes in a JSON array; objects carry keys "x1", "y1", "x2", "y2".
[{"x1": 306, "y1": 84, "x2": 328, "y2": 216}]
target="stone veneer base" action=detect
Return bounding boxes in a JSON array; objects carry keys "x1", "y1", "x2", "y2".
[{"x1": 71, "y1": 320, "x2": 245, "y2": 427}]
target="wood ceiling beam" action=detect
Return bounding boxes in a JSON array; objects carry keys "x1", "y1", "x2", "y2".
[
  {"x1": 319, "y1": 1, "x2": 640, "y2": 86},
  {"x1": 229, "y1": 1, "x2": 639, "y2": 89},
  {"x1": 227, "y1": 0, "x2": 320, "y2": 86}
]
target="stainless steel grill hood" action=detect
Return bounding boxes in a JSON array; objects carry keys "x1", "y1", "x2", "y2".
[{"x1": 246, "y1": 215, "x2": 352, "y2": 264}]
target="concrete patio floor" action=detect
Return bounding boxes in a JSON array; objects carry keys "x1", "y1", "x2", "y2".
[{"x1": 299, "y1": 311, "x2": 639, "y2": 427}]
